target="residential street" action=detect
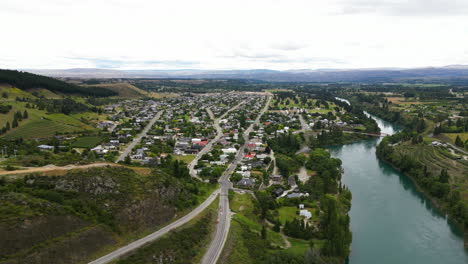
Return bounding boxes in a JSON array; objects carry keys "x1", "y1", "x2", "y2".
[
  {"x1": 201, "y1": 95, "x2": 272, "y2": 264},
  {"x1": 188, "y1": 102, "x2": 244, "y2": 179},
  {"x1": 116, "y1": 110, "x2": 163, "y2": 162}
]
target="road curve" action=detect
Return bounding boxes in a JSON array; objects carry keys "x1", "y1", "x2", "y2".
[
  {"x1": 116, "y1": 110, "x2": 163, "y2": 162},
  {"x1": 201, "y1": 95, "x2": 271, "y2": 264},
  {"x1": 88, "y1": 189, "x2": 220, "y2": 264}
]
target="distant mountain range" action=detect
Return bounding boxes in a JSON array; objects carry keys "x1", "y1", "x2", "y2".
[{"x1": 25, "y1": 65, "x2": 468, "y2": 83}]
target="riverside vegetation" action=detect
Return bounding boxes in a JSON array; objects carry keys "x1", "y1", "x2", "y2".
[{"x1": 343, "y1": 86, "x2": 468, "y2": 245}]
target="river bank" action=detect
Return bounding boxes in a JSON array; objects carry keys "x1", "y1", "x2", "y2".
[
  {"x1": 329, "y1": 113, "x2": 468, "y2": 264},
  {"x1": 375, "y1": 143, "x2": 468, "y2": 248}
]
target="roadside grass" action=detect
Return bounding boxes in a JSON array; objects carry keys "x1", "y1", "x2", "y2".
[
  {"x1": 230, "y1": 192, "x2": 258, "y2": 221},
  {"x1": 229, "y1": 193, "x2": 286, "y2": 246},
  {"x1": 218, "y1": 220, "x2": 254, "y2": 264},
  {"x1": 71, "y1": 136, "x2": 103, "y2": 148},
  {"x1": 195, "y1": 183, "x2": 219, "y2": 204}
]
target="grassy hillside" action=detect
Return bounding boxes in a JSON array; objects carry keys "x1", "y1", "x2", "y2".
[
  {"x1": 0, "y1": 166, "x2": 213, "y2": 264},
  {"x1": 84, "y1": 83, "x2": 148, "y2": 98},
  {"x1": 0, "y1": 99, "x2": 96, "y2": 139},
  {"x1": 394, "y1": 143, "x2": 468, "y2": 201},
  {"x1": 0, "y1": 69, "x2": 116, "y2": 97},
  {"x1": 116, "y1": 197, "x2": 219, "y2": 264}
]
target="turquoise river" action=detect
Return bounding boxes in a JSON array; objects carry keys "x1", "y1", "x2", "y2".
[{"x1": 328, "y1": 107, "x2": 468, "y2": 264}]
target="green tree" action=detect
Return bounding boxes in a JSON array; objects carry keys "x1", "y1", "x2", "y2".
[
  {"x1": 439, "y1": 169, "x2": 449, "y2": 183},
  {"x1": 12, "y1": 117, "x2": 18, "y2": 128},
  {"x1": 124, "y1": 154, "x2": 131, "y2": 164},
  {"x1": 455, "y1": 135, "x2": 463, "y2": 147},
  {"x1": 261, "y1": 225, "x2": 267, "y2": 240}
]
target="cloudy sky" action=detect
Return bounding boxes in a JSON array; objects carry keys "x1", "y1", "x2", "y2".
[{"x1": 1, "y1": 0, "x2": 468, "y2": 70}]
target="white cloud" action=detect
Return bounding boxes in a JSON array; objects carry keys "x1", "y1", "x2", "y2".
[
  {"x1": 1, "y1": 0, "x2": 467, "y2": 70},
  {"x1": 337, "y1": 0, "x2": 468, "y2": 16}
]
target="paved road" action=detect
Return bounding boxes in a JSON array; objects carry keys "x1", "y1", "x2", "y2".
[
  {"x1": 298, "y1": 114, "x2": 310, "y2": 133},
  {"x1": 88, "y1": 189, "x2": 220, "y2": 264},
  {"x1": 201, "y1": 95, "x2": 271, "y2": 264},
  {"x1": 188, "y1": 102, "x2": 244, "y2": 179},
  {"x1": 116, "y1": 110, "x2": 163, "y2": 162}
]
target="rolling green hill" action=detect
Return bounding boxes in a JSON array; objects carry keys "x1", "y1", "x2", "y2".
[
  {"x1": 0, "y1": 99, "x2": 96, "y2": 139},
  {"x1": 0, "y1": 69, "x2": 117, "y2": 97},
  {"x1": 84, "y1": 82, "x2": 148, "y2": 98}
]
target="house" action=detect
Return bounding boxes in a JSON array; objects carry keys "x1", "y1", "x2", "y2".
[
  {"x1": 299, "y1": 209, "x2": 312, "y2": 219},
  {"x1": 288, "y1": 176, "x2": 297, "y2": 187},
  {"x1": 222, "y1": 148, "x2": 237, "y2": 154},
  {"x1": 131, "y1": 148, "x2": 145, "y2": 160},
  {"x1": 37, "y1": 145, "x2": 54, "y2": 151},
  {"x1": 287, "y1": 193, "x2": 302, "y2": 199},
  {"x1": 91, "y1": 145, "x2": 108, "y2": 155},
  {"x1": 237, "y1": 178, "x2": 255, "y2": 188},
  {"x1": 246, "y1": 160, "x2": 264, "y2": 168},
  {"x1": 193, "y1": 140, "x2": 209, "y2": 147},
  {"x1": 270, "y1": 174, "x2": 282, "y2": 183},
  {"x1": 243, "y1": 154, "x2": 255, "y2": 160},
  {"x1": 273, "y1": 188, "x2": 284, "y2": 197},
  {"x1": 186, "y1": 149, "x2": 199, "y2": 155}
]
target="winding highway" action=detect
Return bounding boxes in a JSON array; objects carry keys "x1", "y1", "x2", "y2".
[{"x1": 88, "y1": 189, "x2": 220, "y2": 264}]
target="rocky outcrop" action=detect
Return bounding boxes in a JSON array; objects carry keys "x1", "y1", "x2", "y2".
[{"x1": 0, "y1": 167, "x2": 194, "y2": 263}]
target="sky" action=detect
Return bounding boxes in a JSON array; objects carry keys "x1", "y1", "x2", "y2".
[{"x1": 1, "y1": 0, "x2": 468, "y2": 70}]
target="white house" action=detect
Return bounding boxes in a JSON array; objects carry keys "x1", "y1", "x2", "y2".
[
  {"x1": 91, "y1": 145, "x2": 108, "y2": 155},
  {"x1": 300, "y1": 209, "x2": 312, "y2": 219},
  {"x1": 222, "y1": 148, "x2": 237, "y2": 154},
  {"x1": 37, "y1": 145, "x2": 54, "y2": 151}
]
